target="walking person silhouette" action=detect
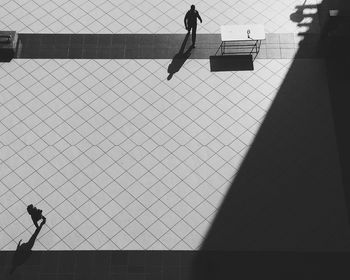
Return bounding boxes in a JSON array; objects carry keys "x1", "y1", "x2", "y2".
[{"x1": 184, "y1": 5, "x2": 202, "y2": 48}]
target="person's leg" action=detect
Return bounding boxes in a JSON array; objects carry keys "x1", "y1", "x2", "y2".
[
  {"x1": 192, "y1": 25, "x2": 197, "y2": 47},
  {"x1": 27, "y1": 224, "x2": 42, "y2": 249},
  {"x1": 188, "y1": 26, "x2": 192, "y2": 35}
]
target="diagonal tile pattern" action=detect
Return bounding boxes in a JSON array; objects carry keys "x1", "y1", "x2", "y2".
[
  {"x1": 0, "y1": 58, "x2": 292, "y2": 250},
  {"x1": 0, "y1": 0, "x2": 320, "y2": 34}
]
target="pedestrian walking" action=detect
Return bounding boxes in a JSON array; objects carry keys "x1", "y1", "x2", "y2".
[{"x1": 184, "y1": 5, "x2": 202, "y2": 48}]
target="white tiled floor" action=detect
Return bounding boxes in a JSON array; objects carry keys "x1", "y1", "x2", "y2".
[
  {"x1": 0, "y1": 59, "x2": 292, "y2": 250},
  {"x1": 0, "y1": 0, "x2": 320, "y2": 34}
]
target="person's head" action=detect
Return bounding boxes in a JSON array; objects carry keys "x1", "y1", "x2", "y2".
[
  {"x1": 27, "y1": 204, "x2": 34, "y2": 214},
  {"x1": 191, "y1": 5, "x2": 195, "y2": 11}
]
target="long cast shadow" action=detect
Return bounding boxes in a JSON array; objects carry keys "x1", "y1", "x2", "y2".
[
  {"x1": 321, "y1": 0, "x2": 350, "y2": 226},
  {"x1": 167, "y1": 32, "x2": 193, "y2": 80},
  {"x1": 193, "y1": 0, "x2": 350, "y2": 278},
  {"x1": 10, "y1": 219, "x2": 45, "y2": 274}
]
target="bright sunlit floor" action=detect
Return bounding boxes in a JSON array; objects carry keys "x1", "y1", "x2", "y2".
[
  {"x1": 1, "y1": 0, "x2": 340, "y2": 254},
  {"x1": 0, "y1": 58, "x2": 293, "y2": 250}
]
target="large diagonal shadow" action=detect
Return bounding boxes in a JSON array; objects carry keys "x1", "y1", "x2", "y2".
[{"x1": 193, "y1": 0, "x2": 350, "y2": 278}]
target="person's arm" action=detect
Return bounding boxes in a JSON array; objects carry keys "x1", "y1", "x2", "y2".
[
  {"x1": 184, "y1": 12, "x2": 189, "y2": 29},
  {"x1": 197, "y1": 12, "x2": 202, "y2": 23},
  {"x1": 40, "y1": 217, "x2": 46, "y2": 227}
]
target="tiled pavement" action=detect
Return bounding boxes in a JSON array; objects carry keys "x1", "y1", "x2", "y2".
[
  {"x1": 1, "y1": 55, "x2": 349, "y2": 252},
  {"x1": 0, "y1": 58, "x2": 290, "y2": 250},
  {"x1": 0, "y1": 0, "x2": 325, "y2": 254},
  {"x1": 0, "y1": 0, "x2": 321, "y2": 34},
  {"x1": 2, "y1": 0, "x2": 350, "y2": 279}
]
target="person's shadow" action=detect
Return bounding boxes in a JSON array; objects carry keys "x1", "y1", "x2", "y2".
[
  {"x1": 10, "y1": 217, "x2": 46, "y2": 274},
  {"x1": 167, "y1": 32, "x2": 193, "y2": 80}
]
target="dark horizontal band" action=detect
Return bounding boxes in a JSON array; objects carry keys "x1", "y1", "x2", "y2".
[{"x1": 14, "y1": 33, "x2": 320, "y2": 59}]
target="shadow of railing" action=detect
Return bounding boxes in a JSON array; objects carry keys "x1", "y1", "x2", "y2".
[
  {"x1": 209, "y1": 55, "x2": 253, "y2": 71},
  {"x1": 290, "y1": 0, "x2": 320, "y2": 34}
]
